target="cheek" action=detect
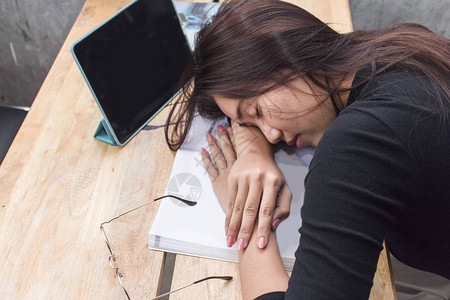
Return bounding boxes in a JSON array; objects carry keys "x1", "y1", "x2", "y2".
[
  {"x1": 263, "y1": 118, "x2": 292, "y2": 133},
  {"x1": 215, "y1": 98, "x2": 239, "y2": 120}
]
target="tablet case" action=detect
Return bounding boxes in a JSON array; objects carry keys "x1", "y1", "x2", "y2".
[
  {"x1": 71, "y1": 0, "x2": 192, "y2": 146},
  {"x1": 71, "y1": 0, "x2": 220, "y2": 146},
  {"x1": 94, "y1": 119, "x2": 118, "y2": 146}
]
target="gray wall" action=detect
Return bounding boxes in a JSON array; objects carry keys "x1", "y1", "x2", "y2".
[
  {"x1": 0, "y1": 0, "x2": 448, "y2": 107},
  {"x1": 0, "y1": 0, "x2": 84, "y2": 107},
  {"x1": 351, "y1": 0, "x2": 449, "y2": 37}
]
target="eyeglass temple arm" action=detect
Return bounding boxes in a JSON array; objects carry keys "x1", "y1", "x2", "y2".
[
  {"x1": 99, "y1": 194, "x2": 198, "y2": 299},
  {"x1": 115, "y1": 268, "x2": 132, "y2": 300},
  {"x1": 101, "y1": 195, "x2": 197, "y2": 225},
  {"x1": 193, "y1": 275, "x2": 233, "y2": 284},
  {"x1": 149, "y1": 276, "x2": 233, "y2": 300}
]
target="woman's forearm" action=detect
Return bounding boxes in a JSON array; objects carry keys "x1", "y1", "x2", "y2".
[
  {"x1": 238, "y1": 226, "x2": 289, "y2": 300},
  {"x1": 230, "y1": 121, "x2": 273, "y2": 157},
  {"x1": 202, "y1": 124, "x2": 290, "y2": 299}
]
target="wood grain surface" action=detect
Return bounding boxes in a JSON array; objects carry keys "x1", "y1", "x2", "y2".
[
  {"x1": 0, "y1": 0, "x2": 173, "y2": 298},
  {"x1": 0, "y1": 0, "x2": 395, "y2": 299}
]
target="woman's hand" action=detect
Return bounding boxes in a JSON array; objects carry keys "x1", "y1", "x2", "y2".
[
  {"x1": 226, "y1": 149, "x2": 292, "y2": 251},
  {"x1": 201, "y1": 126, "x2": 237, "y2": 213},
  {"x1": 203, "y1": 123, "x2": 292, "y2": 251},
  {"x1": 226, "y1": 123, "x2": 291, "y2": 251}
]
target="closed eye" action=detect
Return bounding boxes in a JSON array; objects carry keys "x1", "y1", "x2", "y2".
[
  {"x1": 237, "y1": 122, "x2": 258, "y2": 128},
  {"x1": 255, "y1": 106, "x2": 261, "y2": 119}
]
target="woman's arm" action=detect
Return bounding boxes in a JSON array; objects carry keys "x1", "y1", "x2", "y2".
[
  {"x1": 238, "y1": 223, "x2": 289, "y2": 300},
  {"x1": 201, "y1": 128, "x2": 289, "y2": 299},
  {"x1": 210, "y1": 122, "x2": 292, "y2": 250}
]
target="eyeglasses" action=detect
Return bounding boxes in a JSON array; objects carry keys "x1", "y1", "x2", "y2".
[{"x1": 100, "y1": 194, "x2": 233, "y2": 299}]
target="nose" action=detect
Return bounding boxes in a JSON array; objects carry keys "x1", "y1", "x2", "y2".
[{"x1": 262, "y1": 126, "x2": 283, "y2": 144}]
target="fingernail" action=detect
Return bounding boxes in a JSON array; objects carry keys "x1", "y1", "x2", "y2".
[
  {"x1": 227, "y1": 126, "x2": 232, "y2": 134},
  {"x1": 272, "y1": 218, "x2": 280, "y2": 230},
  {"x1": 225, "y1": 226, "x2": 229, "y2": 236},
  {"x1": 201, "y1": 147, "x2": 206, "y2": 154},
  {"x1": 258, "y1": 236, "x2": 266, "y2": 249},
  {"x1": 218, "y1": 125, "x2": 224, "y2": 132},
  {"x1": 237, "y1": 238, "x2": 244, "y2": 251},
  {"x1": 207, "y1": 134, "x2": 213, "y2": 142},
  {"x1": 227, "y1": 235, "x2": 234, "y2": 247}
]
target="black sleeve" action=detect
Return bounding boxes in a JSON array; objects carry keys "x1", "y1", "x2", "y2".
[
  {"x1": 255, "y1": 292, "x2": 285, "y2": 300},
  {"x1": 257, "y1": 109, "x2": 421, "y2": 299}
]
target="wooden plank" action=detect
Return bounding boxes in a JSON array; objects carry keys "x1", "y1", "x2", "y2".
[
  {"x1": 283, "y1": 0, "x2": 353, "y2": 33},
  {"x1": 370, "y1": 243, "x2": 398, "y2": 300},
  {"x1": 171, "y1": 255, "x2": 241, "y2": 300},
  {"x1": 0, "y1": 0, "x2": 176, "y2": 298}
]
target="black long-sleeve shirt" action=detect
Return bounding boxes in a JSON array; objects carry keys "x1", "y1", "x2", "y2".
[{"x1": 257, "y1": 65, "x2": 450, "y2": 299}]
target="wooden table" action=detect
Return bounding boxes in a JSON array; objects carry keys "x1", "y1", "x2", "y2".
[{"x1": 0, "y1": 0, "x2": 396, "y2": 299}]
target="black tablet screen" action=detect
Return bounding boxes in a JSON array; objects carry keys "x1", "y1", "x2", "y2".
[{"x1": 73, "y1": 0, "x2": 192, "y2": 144}]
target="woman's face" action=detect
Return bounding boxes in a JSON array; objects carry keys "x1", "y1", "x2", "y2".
[{"x1": 214, "y1": 78, "x2": 338, "y2": 148}]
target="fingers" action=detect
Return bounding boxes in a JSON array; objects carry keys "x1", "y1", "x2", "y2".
[
  {"x1": 202, "y1": 125, "x2": 237, "y2": 224},
  {"x1": 272, "y1": 184, "x2": 292, "y2": 229},
  {"x1": 206, "y1": 125, "x2": 236, "y2": 171},
  {"x1": 225, "y1": 173, "x2": 238, "y2": 236},
  {"x1": 226, "y1": 180, "x2": 250, "y2": 248},
  {"x1": 201, "y1": 147, "x2": 218, "y2": 182},
  {"x1": 257, "y1": 181, "x2": 280, "y2": 249},
  {"x1": 218, "y1": 125, "x2": 237, "y2": 164},
  {"x1": 206, "y1": 132, "x2": 227, "y2": 171},
  {"x1": 235, "y1": 181, "x2": 262, "y2": 251}
]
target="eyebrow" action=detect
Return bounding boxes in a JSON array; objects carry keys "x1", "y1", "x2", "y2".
[{"x1": 236, "y1": 101, "x2": 244, "y2": 120}]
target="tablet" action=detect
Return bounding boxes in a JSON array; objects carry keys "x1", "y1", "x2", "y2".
[{"x1": 72, "y1": 0, "x2": 192, "y2": 146}]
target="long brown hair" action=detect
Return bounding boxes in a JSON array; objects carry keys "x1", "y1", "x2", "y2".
[{"x1": 165, "y1": 0, "x2": 450, "y2": 150}]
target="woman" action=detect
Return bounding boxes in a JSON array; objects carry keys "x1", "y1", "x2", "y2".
[{"x1": 165, "y1": 0, "x2": 450, "y2": 298}]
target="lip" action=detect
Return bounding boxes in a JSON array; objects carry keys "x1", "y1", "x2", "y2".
[
  {"x1": 286, "y1": 135, "x2": 303, "y2": 148},
  {"x1": 295, "y1": 135, "x2": 303, "y2": 148},
  {"x1": 286, "y1": 136, "x2": 298, "y2": 146}
]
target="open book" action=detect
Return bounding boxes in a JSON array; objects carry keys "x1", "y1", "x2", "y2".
[{"x1": 148, "y1": 116, "x2": 313, "y2": 270}]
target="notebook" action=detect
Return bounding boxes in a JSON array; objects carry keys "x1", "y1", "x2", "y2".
[{"x1": 148, "y1": 115, "x2": 314, "y2": 270}]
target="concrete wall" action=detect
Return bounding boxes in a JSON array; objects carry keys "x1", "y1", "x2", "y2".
[
  {"x1": 350, "y1": 0, "x2": 449, "y2": 37},
  {"x1": 0, "y1": 0, "x2": 84, "y2": 107},
  {"x1": 0, "y1": 0, "x2": 448, "y2": 107}
]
